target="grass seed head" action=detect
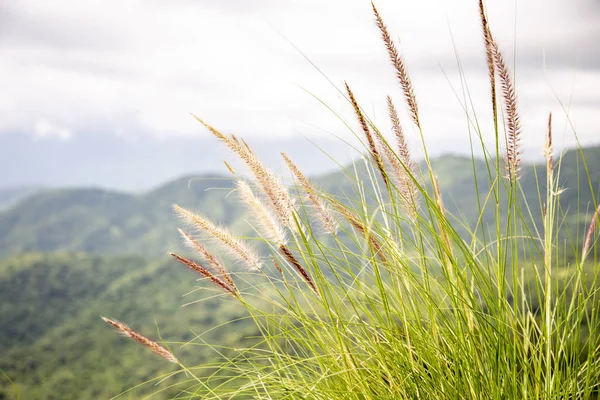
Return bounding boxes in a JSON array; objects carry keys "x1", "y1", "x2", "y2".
[
  {"x1": 344, "y1": 82, "x2": 389, "y2": 188},
  {"x1": 193, "y1": 115, "x2": 296, "y2": 228},
  {"x1": 282, "y1": 152, "x2": 338, "y2": 235},
  {"x1": 177, "y1": 228, "x2": 235, "y2": 288},
  {"x1": 170, "y1": 252, "x2": 238, "y2": 297},
  {"x1": 583, "y1": 204, "x2": 600, "y2": 259},
  {"x1": 236, "y1": 180, "x2": 287, "y2": 245},
  {"x1": 544, "y1": 113, "x2": 554, "y2": 174},
  {"x1": 372, "y1": 2, "x2": 420, "y2": 128},
  {"x1": 173, "y1": 204, "x2": 262, "y2": 271},
  {"x1": 478, "y1": 0, "x2": 497, "y2": 121},
  {"x1": 101, "y1": 317, "x2": 179, "y2": 364}
]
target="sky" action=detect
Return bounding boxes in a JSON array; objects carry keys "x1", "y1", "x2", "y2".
[{"x1": 0, "y1": 0, "x2": 599, "y2": 185}]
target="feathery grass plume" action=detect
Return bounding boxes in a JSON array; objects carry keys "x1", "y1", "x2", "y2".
[
  {"x1": 432, "y1": 175, "x2": 453, "y2": 258},
  {"x1": 371, "y1": 125, "x2": 417, "y2": 221},
  {"x1": 177, "y1": 228, "x2": 235, "y2": 288},
  {"x1": 344, "y1": 82, "x2": 389, "y2": 187},
  {"x1": 192, "y1": 115, "x2": 296, "y2": 227},
  {"x1": 281, "y1": 152, "x2": 338, "y2": 235},
  {"x1": 223, "y1": 160, "x2": 236, "y2": 175},
  {"x1": 387, "y1": 96, "x2": 414, "y2": 173},
  {"x1": 236, "y1": 180, "x2": 287, "y2": 245},
  {"x1": 241, "y1": 138, "x2": 254, "y2": 155},
  {"x1": 230, "y1": 134, "x2": 241, "y2": 145},
  {"x1": 372, "y1": 2, "x2": 420, "y2": 128},
  {"x1": 332, "y1": 201, "x2": 387, "y2": 263},
  {"x1": 278, "y1": 244, "x2": 318, "y2": 295},
  {"x1": 544, "y1": 113, "x2": 553, "y2": 174},
  {"x1": 270, "y1": 256, "x2": 283, "y2": 276},
  {"x1": 101, "y1": 317, "x2": 179, "y2": 364},
  {"x1": 541, "y1": 114, "x2": 554, "y2": 221},
  {"x1": 173, "y1": 204, "x2": 262, "y2": 271},
  {"x1": 386, "y1": 96, "x2": 419, "y2": 220},
  {"x1": 488, "y1": 35, "x2": 521, "y2": 181},
  {"x1": 169, "y1": 253, "x2": 238, "y2": 297},
  {"x1": 583, "y1": 204, "x2": 600, "y2": 259},
  {"x1": 478, "y1": 0, "x2": 497, "y2": 126}
]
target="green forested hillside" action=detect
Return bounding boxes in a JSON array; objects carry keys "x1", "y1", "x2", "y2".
[
  {"x1": 0, "y1": 187, "x2": 39, "y2": 210},
  {"x1": 317, "y1": 146, "x2": 599, "y2": 238},
  {"x1": 0, "y1": 253, "x2": 142, "y2": 350},
  {"x1": 0, "y1": 253, "x2": 261, "y2": 399},
  {"x1": 0, "y1": 176, "x2": 246, "y2": 258},
  {"x1": 0, "y1": 147, "x2": 598, "y2": 259}
]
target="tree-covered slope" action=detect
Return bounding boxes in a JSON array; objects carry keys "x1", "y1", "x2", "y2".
[
  {"x1": 0, "y1": 147, "x2": 597, "y2": 259},
  {"x1": 0, "y1": 252, "x2": 261, "y2": 399},
  {"x1": 0, "y1": 187, "x2": 40, "y2": 210},
  {"x1": 317, "y1": 146, "x2": 599, "y2": 231},
  {"x1": 0, "y1": 176, "x2": 245, "y2": 258}
]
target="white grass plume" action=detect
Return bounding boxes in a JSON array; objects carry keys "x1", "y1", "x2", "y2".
[{"x1": 173, "y1": 204, "x2": 262, "y2": 271}]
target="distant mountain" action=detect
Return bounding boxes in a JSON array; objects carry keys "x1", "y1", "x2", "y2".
[
  {"x1": 3, "y1": 129, "x2": 579, "y2": 191},
  {"x1": 0, "y1": 132, "x2": 356, "y2": 191},
  {"x1": 0, "y1": 146, "x2": 598, "y2": 259},
  {"x1": 0, "y1": 186, "x2": 40, "y2": 210},
  {"x1": 317, "y1": 146, "x2": 599, "y2": 238},
  {"x1": 0, "y1": 175, "x2": 245, "y2": 257}
]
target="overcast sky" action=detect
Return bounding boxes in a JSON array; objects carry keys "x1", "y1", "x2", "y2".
[{"x1": 0, "y1": 0, "x2": 598, "y2": 159}]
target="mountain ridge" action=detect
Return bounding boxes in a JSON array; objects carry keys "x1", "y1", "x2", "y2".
[{"x1": 1, "y1": 146, "x2": 598, "y2": 259}]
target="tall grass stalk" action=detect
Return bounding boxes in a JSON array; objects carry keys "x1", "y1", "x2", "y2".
[{"x1": 104, "y1": 2, "x2": 600, "y2": 398}]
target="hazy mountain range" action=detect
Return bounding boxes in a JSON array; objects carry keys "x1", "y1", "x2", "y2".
[
  {"x1": 0, "y1": 131, "x2": 568, "y2": 191},
  {"x1": 1, "y1": 145, "x2": 599, "y2": 259},
  {"x1": 1, "y1": 132, "x2": 358, "y2": 190}
]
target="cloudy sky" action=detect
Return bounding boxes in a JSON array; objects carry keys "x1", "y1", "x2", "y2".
[{"x1": 0, "y1": 0, "x2": 598, "y2": 166}]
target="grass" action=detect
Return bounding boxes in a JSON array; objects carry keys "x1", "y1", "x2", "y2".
[{"x1": 103, "y1": 1, "x2": 600, "y2": 398}]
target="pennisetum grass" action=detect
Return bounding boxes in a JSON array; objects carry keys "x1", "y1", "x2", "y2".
[
  {"x1": 371, "y1": 1, "x2": 420, "y2": 129},
  {"x1": 385, "y1": 95, "x2": 419, "y2": 220},
  {"x1": 583, "y1": 204, "x2": 600, "y2": 261},
  {"x1": 102, "y1": 317, "x2": 179, "y2": 365},
  {"x1": 177, "y1": 227, "x2": 235, "y2": 288},
  {"x1": 173, "y1": 203, "x2": 262, "y2": 271},
  {"x1": 344, "y1": 81, "x2": 389, "y2": 189},
  {"x1": 281, "y1": 152, "x2": 339, "y2": 235},
  {"x1": 103, "y1": 2, "x2": 600, "y2": 399},
  {"x1": 191, "y1": 115, "x2": 297, "y2": 229}
]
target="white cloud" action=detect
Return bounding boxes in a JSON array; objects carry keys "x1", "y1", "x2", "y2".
[
  {"x1": 0, "y1": 0, "x2": 598, "y2": 155},
  {"x1": 34, "y1": 119, "x2": 72, "y2": 141}
]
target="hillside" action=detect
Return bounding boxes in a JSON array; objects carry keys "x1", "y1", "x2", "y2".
[
  {"x1": 317, "y1": 146, "x2": 600, "y2": 234},
  {"x1": 1, "y1": 147, "x2": 598, "y2": 260},
  {"x1": 0, "y1": 253, "x2": 262, "y2": 399},
  {"x1": 0, "y1": 187, "x2": 40, "y2": 210},
  {"x1": 0, "y1": 176, "x2": 246, "y2": 258}
]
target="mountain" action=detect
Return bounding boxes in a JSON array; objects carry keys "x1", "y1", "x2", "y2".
[
  {"x1": 1, "y1": 146, "x2": 598, "y2": 260},
  {"x1": 0, "y1": 132, "x2": 356, "y2": 191},
  {"x1": 0, "y1": 187, "x2": 40, "y2": 210},
  {"x1": 0, "y1": 175, "x2": 246, "y2": 258},
  {"x1": 317, "y1": 146, "x2": 599, "y2": 233},
  {"x1": 0, "y1": 252, "x2": 263, "y2": 399}
]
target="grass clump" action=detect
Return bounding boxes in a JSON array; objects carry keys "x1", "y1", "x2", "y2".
[{"x1": 103, "y1": 2, "x2": 600, "y2": 399}]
